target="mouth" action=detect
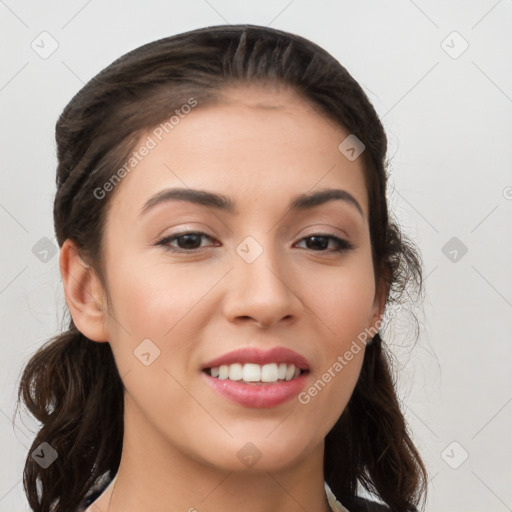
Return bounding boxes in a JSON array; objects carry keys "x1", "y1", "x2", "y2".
[
  {"x1": 201, "y1": 347, "x2": 311, "y2": 408},
  {"x1": 203, "y1": 363, "x2": 309, "y2": 385}
]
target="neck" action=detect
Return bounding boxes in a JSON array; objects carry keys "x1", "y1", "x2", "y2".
[
  {"x1": 109, "y1": 467, "x2": 332, "y2": 512},
  {"x1": 103, "y1": 402, "x2": 332, "y2": 512}
]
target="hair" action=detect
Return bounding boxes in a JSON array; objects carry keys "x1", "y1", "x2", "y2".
[{"x1": 15, "y1": 24, "x2": 427, "y2": 512}]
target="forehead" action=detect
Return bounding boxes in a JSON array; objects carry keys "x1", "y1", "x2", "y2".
[{"x1": 104, "y1": 84, "x2": 369, "y2": 223}]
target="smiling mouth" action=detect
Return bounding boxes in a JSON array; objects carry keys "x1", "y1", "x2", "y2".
[{"x1": 203, "y1": 362, "x2": 308, "y2": 385}]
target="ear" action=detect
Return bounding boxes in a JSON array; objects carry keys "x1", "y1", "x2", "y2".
[
  {"x1": 368, "y1": 265, "x2": 391, "y2": 333},
  {"x1": 59, "y1": 239, "x2": 109, "y2": 342}
]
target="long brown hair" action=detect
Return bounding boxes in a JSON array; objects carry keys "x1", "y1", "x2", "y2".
[{"x1": 15, "y1": 24, "x2": 427, "y2": 512}]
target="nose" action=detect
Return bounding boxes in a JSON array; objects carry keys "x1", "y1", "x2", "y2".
[{"x1": 221, "y1": 241, "x2": 301, "y2": 329}]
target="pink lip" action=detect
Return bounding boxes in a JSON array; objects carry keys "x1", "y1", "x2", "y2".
[
  {"x1": 201, "y1": 347, "x2": 310, "y2": 370},
  {"x1": 201, "y1": 347, "x2": 311, "y2": 408},
  {"x1": 202, "y1": 372, "x2": 309, "y2": 408}
]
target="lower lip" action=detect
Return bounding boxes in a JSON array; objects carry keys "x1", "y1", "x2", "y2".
[{"x1": 202, "y1": 372, "x2": 308, "y2": 408}]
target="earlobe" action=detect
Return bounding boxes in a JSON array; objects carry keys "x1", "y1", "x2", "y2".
[{"x1": 59, "y1": 239, "x2": 109, "y2": 342}]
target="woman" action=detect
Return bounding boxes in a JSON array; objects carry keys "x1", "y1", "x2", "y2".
[{"x1": 16, "y1": 24, "x2": 427, "y2": 512}]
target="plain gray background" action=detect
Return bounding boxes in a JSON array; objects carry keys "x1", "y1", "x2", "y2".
[{"x1": 1, "y1": 1, "x2": 511, "y2": 511}]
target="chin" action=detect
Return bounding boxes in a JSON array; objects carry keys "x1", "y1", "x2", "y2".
[{"x1": 197, "y1": 434, "x2": 319, "y2": 474}]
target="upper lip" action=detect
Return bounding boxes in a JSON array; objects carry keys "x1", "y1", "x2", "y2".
[{"x1": 202, "y1": 347, "x2": 310, "y2": 371}]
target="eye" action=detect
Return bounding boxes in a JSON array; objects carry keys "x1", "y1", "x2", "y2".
[
  {"x1": 155, "y1": 231, "x2": 218, "y2": 251},
  {"x1": 295, "y1": 234, "x2": 355, "y2": 253},
  {"x1": 155, "y1": 231, "x2": 355, "y2": 254}
]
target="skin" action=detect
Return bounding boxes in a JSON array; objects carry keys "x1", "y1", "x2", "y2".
[{"x1": 60, "y1": 83, "x2": 387, "y2": 512}]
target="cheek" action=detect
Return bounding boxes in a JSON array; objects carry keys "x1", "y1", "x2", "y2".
[
  {"x1": 296, "y1": 269, "x2": 372, "y2": 427},
  {"x1": 103, "y1": 255, "x2": 229, "y2": 393},
  {"x1": 297, "y1": 347, "x2": 364, "y2": 447},
  {"x1": 300, "y1": 256, "x2": 377, "y2": 342},
  {"x1": 294, "y1": 256, "x2": 374, "y2": 420},
  {"x1": 102, "y1": 259, "x2": 212, "y2": 425},
  {"x1": 106, "y1": 257, "x2": 218, "y2": 337}
]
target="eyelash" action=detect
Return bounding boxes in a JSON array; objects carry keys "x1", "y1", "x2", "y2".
[{"x1": 155, "y1": 231, "x2": 355, "y2": 254}]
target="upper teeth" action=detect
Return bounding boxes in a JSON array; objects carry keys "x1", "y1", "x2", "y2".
[{"x1": 209, "y1": 363, "x2": 301, "y2": 383}]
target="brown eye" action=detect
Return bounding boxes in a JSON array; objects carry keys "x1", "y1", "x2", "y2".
[
  {"x1": 296, "y1": 234, "x2": 354, "y2": 253},
  {"x1": 156, "y1": 231, "x2": 217, "y2": 251}
]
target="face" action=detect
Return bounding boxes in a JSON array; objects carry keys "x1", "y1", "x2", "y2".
[{"x1": 96, "y1": 84, "x2": 384, "y2": 473}]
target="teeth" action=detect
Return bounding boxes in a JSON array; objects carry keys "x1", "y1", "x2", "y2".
[
  {"x1": 261, "y1": 363, "x2": 278, "y2": 382},
  {"x1": 208, "y1": 362, "x2": 303, "y2": 383},
  {"x1": 243, "y1": 363, "x2": 261, "y2": 382},
  {"x1": 218, "y1": 365, "x2": 229, "y2": 380},
  {"x1": 285, "y1": 364, "x2": 295, "y2": 381},
  {"x1": 229, "y1": 363, "x2": 243, "y2": 381}
]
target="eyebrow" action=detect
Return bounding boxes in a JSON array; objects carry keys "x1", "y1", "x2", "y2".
[{"x1": 139, "y1": 187, "x2": 364, "y2": 218}]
